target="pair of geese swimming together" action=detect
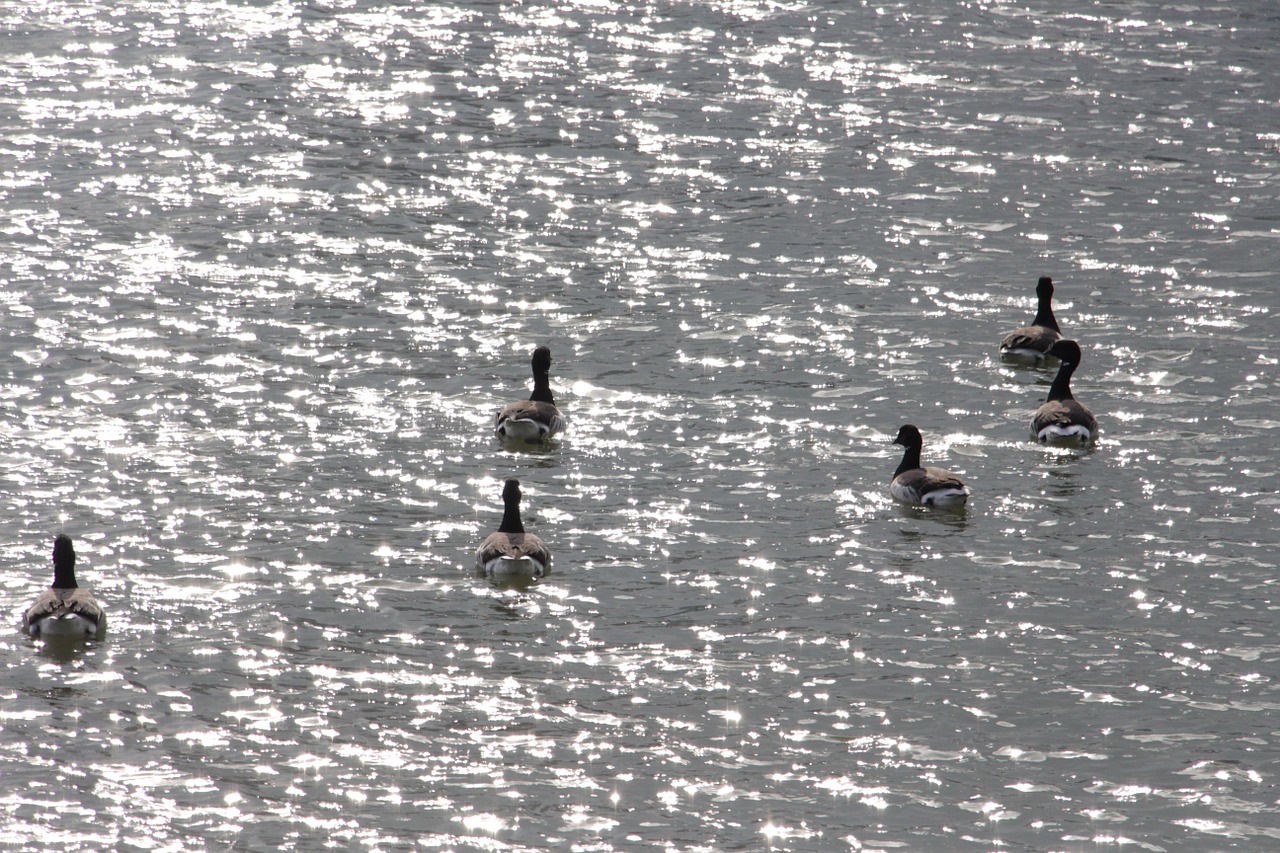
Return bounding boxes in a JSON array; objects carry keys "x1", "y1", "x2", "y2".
[
  {"x1": 21, "y1": 503, "x2": 548, "y2": 635},
  {"x1": 21, "y1": 280, "x2": 1094, "y2": 631},
  {"x1": 19, "y1": 491, "x2": 549, "y2": 638},
  {"x1": 892, "y1": 276, "x2": 1099, "y2": 508},
  {"x1": 477, "y1": 345, "x2": 563, "y2": 582},
  {"x1": 22, "y1": 497, "x2": 552, "y2": 638}
]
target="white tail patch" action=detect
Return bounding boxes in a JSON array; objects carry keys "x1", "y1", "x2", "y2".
[
  {"x1": 922, "y1": 488, "x2": 970, "y2": 508},
  {"x1": 483, "y1": 555, "x2": 545, "y2": 580},
  {"x1": 1000, "y1": 347, "x2": 1051, "y2": 365},
  {"x1": 32, "y1": 613, "x2": 99, "y2": 638},
  {"x1": 891, "y1": 479, "x2": 970, "y2": 508},
  {"x1": 497, "y1": 419, "x2": 550, "y2": 442},
  {"x1": 1037, "y1": 425, "x2": 1093, "y2": 445}
]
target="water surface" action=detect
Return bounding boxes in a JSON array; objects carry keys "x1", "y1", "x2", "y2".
[{"x1": 2, "y1": 1, "x2": 1278, "y2": 850}]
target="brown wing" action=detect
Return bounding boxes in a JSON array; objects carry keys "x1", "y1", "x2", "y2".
[
  {"x1": 921, "y1": 466, "x2": 968, "y2": 493},
  {"x1": 23, "y1": 588, "x2": 105, "y2": 633},
  {"x1": 495, "y1": 401, "x2": 564, "y2": 436},
  {"x1": 1001, "y1": 325, "x2": 1061, "y2": 354},
  {"x1": 1032, "y1": 400, "x2": 1098, "y2": 436},
  {"x1": 891, "y1": 467, "x2": 968, "y2": 504},
  {"x1": 476, "y1": 527, "x2": 545, "y2": 560},
  {"x1": 476, "y1": 532, "x2": 551, "y2": 567}
]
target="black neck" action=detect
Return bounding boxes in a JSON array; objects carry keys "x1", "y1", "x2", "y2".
[
  {"x1": 1032, "y1": 294, "x2": 1060, "y2": 332},
  {"x1": 894, "y1": 442, "x2": 923, "y2": 477},
  {"x1": 499, "y1": 499, "x2": 525, "y2": 534},
  {"x1": 529, "y1": 371, "x2": 555, "y2": 405},
  {"x1": 53, "y1": 562, "x2": 78, "y2": 589},
  {"x1": 1047, "y1": 359, "x2": 1076, "y2": 402}
]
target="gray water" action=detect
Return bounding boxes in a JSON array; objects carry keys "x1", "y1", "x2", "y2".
[{"x1": 2, "y1": 1, "x2": 1278, "y2": 850}]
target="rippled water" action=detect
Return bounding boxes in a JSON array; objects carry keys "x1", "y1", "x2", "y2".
[{"x1": 2, "y1": 1, "x2": 1278, "y2": 850}]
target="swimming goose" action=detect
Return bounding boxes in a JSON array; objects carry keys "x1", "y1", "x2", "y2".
[
  {"x1": 1030, "y1": 339, "x2": 1098, "y2": 445},
  {"x1": 890, "y1": 424, "x2": 971, "y2": 508},
  {"x1": 1000, "y1": 276, "x2": 1063, "y2": 363},
  {"x1": 476, "y1": 479, "x2": 551, "y2": 580},
  {"x1": 23, "y1": 534, "x2": 105, "y2": 638},
  {"x1": 495, "y1": 346, "x2": 565, "y2": 442}
]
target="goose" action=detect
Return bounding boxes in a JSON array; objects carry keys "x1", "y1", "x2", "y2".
[
  {"x1": 1000, "y1": 276, "x2": 1063, "y2": 363},
  {"x1": 890, "y1": 424, "x2": 971, "y2": 508},
  {"x1": 495, "y1": 345, "x2": 565, "y2": 442},
  {"x1": 1030, "y1": 339, "x2": 1098, "y2": 445},
  {"x1": 23, "y1": 534, "x2": 105, "y2": 638},
  {"x1": 476, "y1": 479, "x2": 551, "y2": 581}
]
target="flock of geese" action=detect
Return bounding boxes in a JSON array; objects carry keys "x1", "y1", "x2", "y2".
[
  {"x1": 892, "y1": 276, "x2": 1099, "y2": 507},
  {"x1": 474, "y1": 274, "x2": 1098, "y2": 581},
  {"x1": 21, "y1": 276, "x2": 1097, "y2": 636}
]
